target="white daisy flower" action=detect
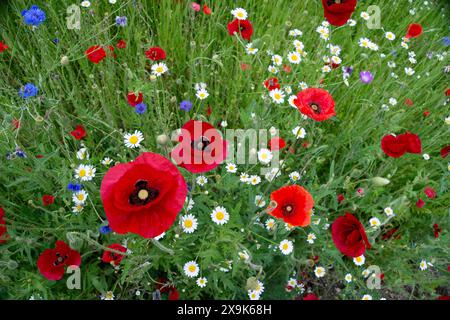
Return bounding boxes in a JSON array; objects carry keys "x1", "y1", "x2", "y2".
[
  {"x1": 183, "y1": 261, "x2": 200, "y2": 278},
  {"x1": 72, "y1": 190, "x2": 88, "y2": 205},
  {"x1": 185, "y1": 198, "x2": 195, "y2": 211},
  {"x1": 292, "y1": 126, "x2": 306, "y2": 139},
  {"x1": 196, "y1": 88, "x2": 209, "y2": 100},
  {"x1": 101, "y1": 157, "x2": 113, "y2": 166},
  {"x1": 245, "y1": 43, "x2": 258, "y2": 55},
  {"x1": 194, "y1": 82, "x2": 207, "y2": 91},
  {"x1": 124, "y1": 130, "x2": 144, "y2": 148},
  {"x1": 249, "y1": 175, "x2": 261, "y2": 185},
  {"x1": 299, "y1": 82, "x2": 308, "y2": 90},
  {"x1": 314, "y1": 266, "x2": 326, "y2": 278},
  {"x1": 226, "y1": 163, "x2": 237, "y2": 173},
  {"x1": 265, "y1": 218, "x2": 275, "y2": 230},
  {"x1": 389, "y1": 98, "x2": 397, "y2": 106},
  {"x1": 211, "y1": 206, "x2": 230, "y2": 225},
  {"x1": 423, "y1": 154, "x2": 430, "y2": 160},
  {"x1": 289, "y1": 171, "x2": 301, "y2": 182},
  {"x1": 257, "y1": 148, "x2": 273, "y2": 164},
  {"x1": 231, "y1": 8, "x2": 248, "y2": 20},
  {"x1": 287, "y1": 52, "x2": 301, "y2": 64},
  {"x1": 362, "y1": 294, "x2": 373, "y2": 300},
  {"x1": 81, "y1": 1, "x2": 91, "y2": 8},
  {"x1": 419, "y1": 260, "x2": 428, "y2": 271},
  {"x1": 288, "y1": 95, "x2": 298, "y2": 108},
  {"x1": 279, "y1": 239, "x2": 293, "y2": 255},
  {"x1": 74, "y1": 164, "x2": 96, "y2": 181},
  {"x1": 181, "y1": 214, "x2": 198, "y2": 233},
  {"x1": 369, "y1": 217, "x2": 381, "y2": 227},
  {"x1": 316, "y1": 26, "x2": 330, "y2": 40},
  {"x1": 255, "y1": 195, "x2": 266, "y2": 207},
  {"x1": 385, "y1": 32, "x2": 396, "y2": 41},
  {"x1": 100, "y1": 291, "x2": 115, "y2": 300},
  {"x1": 405, "y1": 67, "x2": 415, "y2": 76},
  {"x1": 345, "y1": 273, "x2": 353, "y2": 283},
  {"x1": 248, "y1": 290, "x2": 260, "y2": 300},
  {"x1": 76, "y1": 147, "x2": 89, "y2": 160},
  {"x1": 196, "y1": 277, "x2": 207, "y2": 288},
  {"x1": 384, "y1": 207, "x2": 394, "y2": 217},
  {"x1": 271, "y1": 54, "x2": 283, "y2": 66},
  {"x1": 321, "y1": 65, "x2": 332, "y2": 73},
  {"x1": 239, "y1": 172, "x2": 250, "y2": 183},
  {"x1": 267, "y1": 65, "x2": 279, "y2": 74},
  {"x1": 289, "y1": 29, "x2": 303, "y2": 37},
  {"x1": 358, "y1": 37, "x2": 371, "y2": 49},
  {"x1": 360, "y1": 11, "x2": 370, "y2": 20},
  {"x1": 269, "y1": 88, "x2": 285, "y2": 104},
  {"x1": 353, "y1": 255, "x2": 366, "y2": 266},
  {"x1": 72, "y1": 203, "x2": 84, "y2": 214},
  {"x1": 151, "y1": 62, "x2": 168, "y2": 76},
  {"x1": 306, "y1": 233, "x2": 316, "y2": 244},
  {"x1": 347, "y1": 19, "x2": 356, "y2": 26},
  {"x1": 196, "y1": 176, "x2": 208, "y2": 186}
]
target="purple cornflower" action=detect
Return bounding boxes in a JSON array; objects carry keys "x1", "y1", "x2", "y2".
[
  {"x1": 179, "y1": 100, "x2": 193, "y2": 112},
  {"x1": 135, "y1": 102, "x2": 147, "y2": 114},
  {"x1": 115, "y1": 16, "x2": 127, "y2": 27},
  {"x1": 359, "y1": 71, "x2": 374, "y2": 84}
]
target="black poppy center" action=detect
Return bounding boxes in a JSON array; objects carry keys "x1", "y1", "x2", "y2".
[
  {"x1": 53, "y1": 252, "x2": 69, "y2": 266},
  {"x1": 282, "y1": 203, "x2": 295, "y2": 217},
  {"x1": 327, "y1": 0, "x2": 344, "y2": 5},
  {"x1": 309, "y1": 102, "x2": 322, "y2": 114},
  {"x1": 191, "y1": 136, "x2": 211, "y2": 151},
  {"x1": 129, "y1": 180, "x2": 159, "y2": 206}
]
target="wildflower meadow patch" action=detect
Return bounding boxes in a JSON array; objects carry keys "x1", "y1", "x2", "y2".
[{"x1": 0, "y1": 0, "x2": 449, "y2": 301}]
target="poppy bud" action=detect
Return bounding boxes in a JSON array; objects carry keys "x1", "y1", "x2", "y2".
[
  {"x1": 156, "y1": 134, "x2": 169, "y2": 146},
  {"x1": 60, "y1": 55, "x2": 69, "y2": 65},
  {"x1": 371, "y1": 177, "x2": 391, "y2": 186}
]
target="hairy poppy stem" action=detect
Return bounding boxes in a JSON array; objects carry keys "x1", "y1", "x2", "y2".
[{"x1": 151, "y1": 239, "x2": 174, "y2": 255}]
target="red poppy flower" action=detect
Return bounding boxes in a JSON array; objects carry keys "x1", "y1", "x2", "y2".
[
  {"x1": 37, "y1": 240, "x2": 81, "y2": 281},
  {"x1": 321, "y1": 0, "x2": 357, "y2": 27},
  {"x1": 0, "y1": 207, "x2": 7, "y2": 244},
  {"x1": 102, "y1": 244, "x2": 127, "y2": 266},
  {"x1": 100, "y1": 152, "x2": 188, "y2": 238},
  {"x1": 416, "y1": 198, "x2": 425, "y2": 208},
  {"x1": 446, "y1": 88, "x2": 450, "y2": 96},
  {"x1": 380, "y1": 134, "x2": 407, "y2": 158},
  {"x1": 423, "y1": 110, "x2": 430, "y2": 117},
  {"x1": 0, "y1": 41, "x2": 8, "y2": 53},
  {"x1": 294, "y1": 88, "x2": 336, "y2": 121},
  {"x1": 303, "y1": 293, "x2": 319, "y2": 300},
  {"x1": 440, "y1": 146, "x2": 450, "y2": 158},
  {"x1": 85, "y1": 45, "x2": 107, "y2": 64},
  {"x1": 401, "y1": 132, "x2": 422, "y2": 154},
  {"x1": 116, "y1": 40, "x2": 127, "y2": 49},
  {"x1": 227, "y1": 19, "x2": 253, "y2": 41},
  {"x1": 145, "y1": 46, "x2": 166, "y2": 61},
  {"x1": 42, "y1": 195, "x2": 55, "y2": 206},
  {"x1": 206, "y1": 105, "x2": 212, "y2": 116},
  {"x1": 433, "y1": 223, "x2": 441, "y2": 239},
  {"x1": 337, "y1": 194, "x2": 345, "y2": 203},
  {"x1": 171, "y1": 120, "x2": 228, "y2": 174},
  {"x1": 203, "y1": 4, "x2": 212, "y2": 15},
  {"x1": 406, "y1": 23, "x2": 423, "y2": 38},
  {"x1": 331, "y1": 212, "x2": 371, "y2": 258},
  {"x1": 12, "y1": 119, "x2": 20, "y2": 130},
  {"x1": 404, "y1": 98, "x2": 414, "y2": 106},
  {"x1": 264, "y1": 77, "x2": 281, "y2": 91},
  {"x1": 127, "y1": 91, "x2": 143, "y2": 107},
  {"x1": 283, "y1": 65, "x2": 292, "y2": 73},
  {"x1": 268, "y1": 137, "x2": 286, "y2": 151},
  {"x1": 70, "y1": 125, "x2": 87, "y2": 140},
  {"x1": 168, "y1": 288, "x2": 180, "y2": 300},
  {"x1": 240, "y1": 63, "x2": 250, "y2": 71},
  {"x1": 424, "y1": 187, "x2": 436, "y2": 199},
  {"x1": 268, "y1": 185, "x2": 314, "y2": 227}
]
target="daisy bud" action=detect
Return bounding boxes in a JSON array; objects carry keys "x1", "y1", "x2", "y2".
[
  {"x1": 60, "y1": 55, "x2": 69, "y2": 65},
  {"x1": 371, "y1": 177, "x2": 391, "y2": 186},
  {"x1": 246, "y1": 277, "x2": 259, "y2": 291},
  {"x1": 156, "y1": 134, "x2": 169, "y2": 146}
]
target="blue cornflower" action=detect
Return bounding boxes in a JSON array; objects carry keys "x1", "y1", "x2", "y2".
[
  {"x1": 99, "y1": 225, "x2": 112, "y2": 235},
  {"x1": 21, "y1": 5, "x2": 46, "y2": 27},
  {"x1": 115, "y1": 16, "x2": 127, "y2": 27},
  {"x1": 53, "y1": 38, "x2": 60, "y2": 45},
  {"x1": 135, "y1": 102, "x2": 147, "y2": 114},
  {"x1": 19, "y1": 83, "x2": 39, "y2": 99},
  {"x1": 179, "y1": 100, "x2": 193, "y2": 112},
  {"x1": 67, "y1": 183, "x2": 83, "y2": 192},
  {"x1": 15, "y1": 149, "x2": 27, "y2": 158},
  {"x1": 442, "y1": 37, "x2": 450, "y2": 46}
]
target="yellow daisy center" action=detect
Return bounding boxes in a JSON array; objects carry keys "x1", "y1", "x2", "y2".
[
  {"x1": 216, "y1": 212, "x2": 224, "y2": 220},
  {"x1": 184, "y1": 220, "x2": 193, "y2": 228},
  {"x1": 129, "y1": 135, "x2": 139, "y2": 144}
]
